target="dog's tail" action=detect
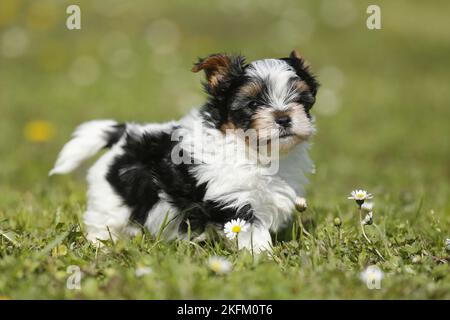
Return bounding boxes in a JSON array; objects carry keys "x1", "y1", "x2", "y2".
[{"x1": 49, "y1": 120, "x2": 126, "y2": 176}]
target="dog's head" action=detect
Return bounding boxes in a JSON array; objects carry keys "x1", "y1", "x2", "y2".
[{"x1": 193, "y1": 50, "x2": 319, "y2": 153}]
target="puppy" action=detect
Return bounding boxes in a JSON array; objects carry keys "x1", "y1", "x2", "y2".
[{"x1": 50, "y1": 50, "x2": 319, "y2": 252}]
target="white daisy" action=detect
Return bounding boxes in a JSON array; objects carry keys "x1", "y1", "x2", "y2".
[
  {"x1": 348, "y1": 189, "x2": 373, "y2": 205},
  {"x1": 224, "y1": 218, "x2": 249, "y2": 240},
  {"x1": 360, "y1": 265, "x2": 384, "y2": 289},
  {"x1": 207, "y1": 256, "x2": 232, "y2": 274},
  {"x1": 445, "y1": 238, "x2": 450, "y2": 251},
  {"x1": 361, "y1": 202, "x2": 374, "y2": 212},
  {"x1": 135, "y1": 266, "x2": 153, "y2": 277},
  {"x1": 361, "y1": 212, "x2": 373, "y2": 225},
  {"x1": 295, "y1": 197, "x2": 307, "y2": 212}
]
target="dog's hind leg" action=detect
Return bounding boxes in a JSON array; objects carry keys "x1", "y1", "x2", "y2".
[{"x1": 83, "y1": 145, "x2": 132, "y2": 244}]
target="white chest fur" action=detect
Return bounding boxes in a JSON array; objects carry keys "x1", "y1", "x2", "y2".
[{"x1": 178, "y1": 111, "x2": 314, "y2": 231}]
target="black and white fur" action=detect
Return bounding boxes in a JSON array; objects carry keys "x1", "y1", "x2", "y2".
[{"x1": 50, "y1": 50, "x2": 319, "y2": 252}]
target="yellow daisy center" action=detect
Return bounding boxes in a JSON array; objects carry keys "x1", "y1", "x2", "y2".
[
  {"x1": 367, "y1": 273, "x2": 377, "y2": 282},
  {"x1": 210, "y1": 261, "x2": 222, "y2": 272},
  {"x1": 232, "y1": 225, "x2": 241, "y2": 233}
]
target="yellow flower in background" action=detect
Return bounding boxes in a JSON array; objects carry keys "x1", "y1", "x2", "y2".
[{"x1": 24, "y1": 120, "x2": 55, "y2": 142}]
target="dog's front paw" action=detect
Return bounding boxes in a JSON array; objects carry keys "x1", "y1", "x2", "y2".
[{"x1": 236, "y1": 224, "x2": 273, "y2": 253}]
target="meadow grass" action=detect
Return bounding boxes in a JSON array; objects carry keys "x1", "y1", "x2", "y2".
[{"x1": 1, "y1": 0, "x2": 449, "y2": 299}]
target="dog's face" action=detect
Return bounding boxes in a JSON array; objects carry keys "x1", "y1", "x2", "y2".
[{"x1": 193, "y1": 50, "x2": 319, "y2": 153}]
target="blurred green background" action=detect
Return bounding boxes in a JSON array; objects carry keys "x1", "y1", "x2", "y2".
[{"x1": 0, "y1": 0, "x2": 450, "y2": 299}]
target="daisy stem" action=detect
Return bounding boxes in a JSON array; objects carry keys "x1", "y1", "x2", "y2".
[
  {"x1": 359, "y1": 207, "x2": 372, "y2": 244},
  {"x1": 298, "y1": 214, "x2": 312, "y2": 238},
  {"x1": 338, "y1": 227, "x2": 342, "y2": 244},
  {"x1": 235, "y1": 235, "x2": 239, "y2": 253},
  {"x1": 374, "y1": 248, "x2": 386, "y2": 261},
  {"x1": 359, "y1": 207, "x2": 386, "y2": 261}
]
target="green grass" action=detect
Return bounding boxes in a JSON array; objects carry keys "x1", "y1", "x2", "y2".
[{"x1": 1, "y1": 0, "x2": 450, "y2": 299}]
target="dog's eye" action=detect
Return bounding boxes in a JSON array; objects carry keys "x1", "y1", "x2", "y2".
[
  {"x1": 247, "y1": 101, "x2": 259, "y2": 109},
  {"x1": 297, "y1": 93, "x2": 315, "y2": 109}
]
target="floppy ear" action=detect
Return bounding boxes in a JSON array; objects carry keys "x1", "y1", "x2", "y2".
[
  {"x1": 288, "y1": 50, "x2": 319, "y2": 96},
  {"x1": 192, "y1": 53, "x2": 245, "y2": 94}
]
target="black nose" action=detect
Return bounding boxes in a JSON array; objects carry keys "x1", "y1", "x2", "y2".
[{"x1": 275, "y1": 115, "x2": 291, "y2": 127}]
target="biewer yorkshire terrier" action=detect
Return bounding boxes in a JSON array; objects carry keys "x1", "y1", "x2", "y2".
[{"x1": 50, "y1": 50, "x2": 319, "y2": 252}]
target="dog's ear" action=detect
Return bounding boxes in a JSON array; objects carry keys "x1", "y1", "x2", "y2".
[
  {"x1": 287, "y1": 49, "x2": 319, "y2": 97},
  {"x1": 192, "y1": 53, "x2": 245, "y2": 94}
]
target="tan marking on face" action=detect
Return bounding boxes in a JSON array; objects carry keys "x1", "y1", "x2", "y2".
[
  {"x1": 250, "y1": 108, "x2": 275, "y2": 132},
  {"x1": 288, "y1": 103, "x2": 314, "y2": 140},
  {"x1": 238, "y1": 81, "x2": 263, "y2": 97},
  {"x1": 294, "y1": 80, "x2": 310, "y2": 93},
  {"x1": 220, "y1": 120, "x2": 236, "y2": 134},
  {"x1": 250, "y1": 104, "x2": 314, "y2": 154},
  {"x1": 272, "y1": 110, "x2": 290, "y2": 119}
]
